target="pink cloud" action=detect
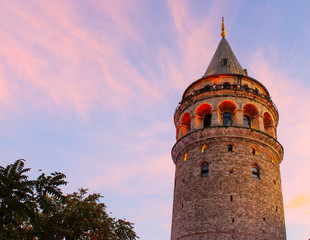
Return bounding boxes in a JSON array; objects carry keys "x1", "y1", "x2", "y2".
[{"x1": 0, "y1": 1, "x2": 167, "y2": 117}]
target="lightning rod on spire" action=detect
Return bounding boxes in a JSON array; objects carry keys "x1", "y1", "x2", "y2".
[{"x1": 221, "y1": 17, "x2": 226, "y2": 38}]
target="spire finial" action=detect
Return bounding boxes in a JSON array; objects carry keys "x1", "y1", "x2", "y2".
[{"x1": 221, "y1": 17, "x2": 226, "y2": 38}]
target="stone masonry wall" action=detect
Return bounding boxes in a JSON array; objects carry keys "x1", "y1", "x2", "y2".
[{"x1": 171, "y1": 127, "x2": 286, "y2": 240}]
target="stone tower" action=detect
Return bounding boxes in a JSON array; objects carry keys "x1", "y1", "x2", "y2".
[{"x1": 171, "y1": 19, "x2": 286, "y2": 240}]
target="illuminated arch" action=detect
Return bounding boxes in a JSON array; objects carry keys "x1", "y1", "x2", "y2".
[
  {"x1": 243, "y1": 103, "x2": 259, "y2": 128},
  {"x1": 263, "y1": 112, "x2": 274, "y2": 137},
  {"x1": 218, "y1": 100, "x2": 237, "y2": 113},
  {"x1": 179, "y1": 112, "x2": 191, "y2": 137},
  {"x1": 243, "y1": 103, "x2": 259, "y2": 117},
  {"x1": 195, "y1": 103, "x2": 212, "y2": 128},
  {"x1": 218, "y1": 100, "x2": 237, "y2": 126}
]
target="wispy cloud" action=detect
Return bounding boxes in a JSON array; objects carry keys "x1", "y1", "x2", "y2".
[
  {"x1": 286, "y1": 195, "x2": 310, "y2": 210},
  {"x1": 0, "y1": 1, "x2": 168, "y2": 117}
]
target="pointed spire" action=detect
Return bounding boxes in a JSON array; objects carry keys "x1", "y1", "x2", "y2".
[
  {"x1": 203, "y1": 19, "x2": 244, "y2": 77},
  {"x1": 221, "y1": 17, "x2": 226, "y2": 38}
]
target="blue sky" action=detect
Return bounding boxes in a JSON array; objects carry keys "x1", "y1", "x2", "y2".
[{"x1": 0, "y1": 1, "x2": 309, "y2": 239}]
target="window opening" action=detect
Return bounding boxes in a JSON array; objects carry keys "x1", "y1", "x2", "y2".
[
  {"x1": 184, "y1": 153, "x2": 187, "y2": 162},
  {"x1": 223, "y1": 112, "x2": 232, "y2": 126},
  {"x1": 263, "y1": 217, "x2": 266, "y2": 222},
  {"x1": 228, "y1": 144, "x2": 233, "y2": 152},
  {"x1": 252, "y1": 166, "x2": 260, "y2": 179},
  {"x1": 242, "y1": 84, "x2": 249, "y2": 91},
  {"x1": 251, "y1": 147, "x2": 257, "y2": 155},
  {"x1": 232, "y1": 218, "x2": 235, "y2": 223},
  {"x1": 223, "y1": 82, "x2": 231, "y2": 89},
  {"x1": 230, "y1": 195, "x2": 233, "y2": 201},
  {"x1": 222, "y1": 58, "x2": 228, "y2": 66},
  {"x1": 204, "y1": 114, "x2": 212, "y2": 128},
  {"x1": 205, "y1": 85, "x2": 211, "y2": 91},
  {"x1": 243, "y1": 115, "x2": 251, "y2": 128},
  {"x1": 202, "y1": 145, "x2": 208, "y2": 154},
  {"x1": 201, "y1": 163, "x2": 209, "y2": 178},
  {"x1": 276, "y1": 206, "x2": 278, "y2": 212}
]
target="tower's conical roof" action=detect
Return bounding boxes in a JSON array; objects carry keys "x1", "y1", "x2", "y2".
[{"x1": 203, "y1": 37, "x2": 244, "y2": 77}]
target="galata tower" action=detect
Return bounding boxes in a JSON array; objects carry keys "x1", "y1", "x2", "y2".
[{"x1": 171, "y1": 18, "x2": 286, "y2": 240}]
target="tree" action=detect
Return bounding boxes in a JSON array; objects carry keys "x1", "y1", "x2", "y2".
[
  {"x1": 0, "y1": 159, "x2": 139, "y2": 240},
  {"x1": 0, "y1": 159, "x2": 35, "y2": 239}
]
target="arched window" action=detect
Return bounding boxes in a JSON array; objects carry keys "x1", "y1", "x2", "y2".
[
  {"x1": 243, "y1": 115, "x2": 251, "y2": 128},
  {"x1": 223, "y1": 82, "x2": 231, "y2": 89},
  {"x1": 252, "y1": 165, "x2": 260, "y2": 179},
  {"x1": 204, "y1": 114, "x2": 212, "y2": 128},
  {"x1": 243, "y1": 104, "x2": 259, "y2": 129},
  {"x1": 201, "y1": 163, "x2": 209, "y2": 177},
  {"x1": 219, "y1": 101, "x2": 236, "y2": 126},
  {"x1": 195, "y1": 103, "x2": 212, "y2": 129},
  {"x1": 180, "y1": 112, "x2": 191, "y2": 137},
  {"x1": 223, "y1": 112, "x2": 232, "y2": 126},
  {"x1": 263, "y1": 112, "x2": 274, "y2": 137}
]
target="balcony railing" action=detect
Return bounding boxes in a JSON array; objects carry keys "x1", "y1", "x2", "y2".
[{"x1": 174, "y1": 84, "x2": 278, "y2": 116}]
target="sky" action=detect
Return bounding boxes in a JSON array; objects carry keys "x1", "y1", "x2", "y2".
[{"x1": 0, "y1": 0, "x2": 309, "y2": 239}]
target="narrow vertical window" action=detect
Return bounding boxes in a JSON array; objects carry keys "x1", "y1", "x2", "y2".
[
  {"x1": 252, "y1": 166, "x2": 260, "y2": 179},
  {"x1": 251, "y1": 147, "x2": 257, "y2": 155},
  {"x1": 228, "y1": 144, "x2": 233, "y2": 152},
  {"x1": 204, "y1": 114, "x2": 212, "y2": 128},
  {"x1": 223, "y1": 112, "x2": 232, "y2": 126},
  {"x1": 201, "y1": 163, "x2": 209, "y2": 178},
  {"x1": 222, "y1": 58, "x2": 228, "y2": 66},
  {"x1": 243, "y1": 115, "x2": 251, "y2": 128}
]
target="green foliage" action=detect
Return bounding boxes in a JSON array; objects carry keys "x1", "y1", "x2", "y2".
[{"x1": 0, "y1": 159, "x2": 139, "y2": 240}]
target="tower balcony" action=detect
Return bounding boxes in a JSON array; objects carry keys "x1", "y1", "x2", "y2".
[{"x1": 174, "y1": 82, "x2": 278, "y2": 118}]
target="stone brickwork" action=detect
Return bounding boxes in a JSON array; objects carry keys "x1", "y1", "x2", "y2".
[{"x1": 171, "y1": 127, "x2": 285, "y2": 240}]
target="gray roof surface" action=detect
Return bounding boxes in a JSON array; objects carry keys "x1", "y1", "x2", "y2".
[{"x1": 203, "y1": 37, "x2": 243, "y2": 77}]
